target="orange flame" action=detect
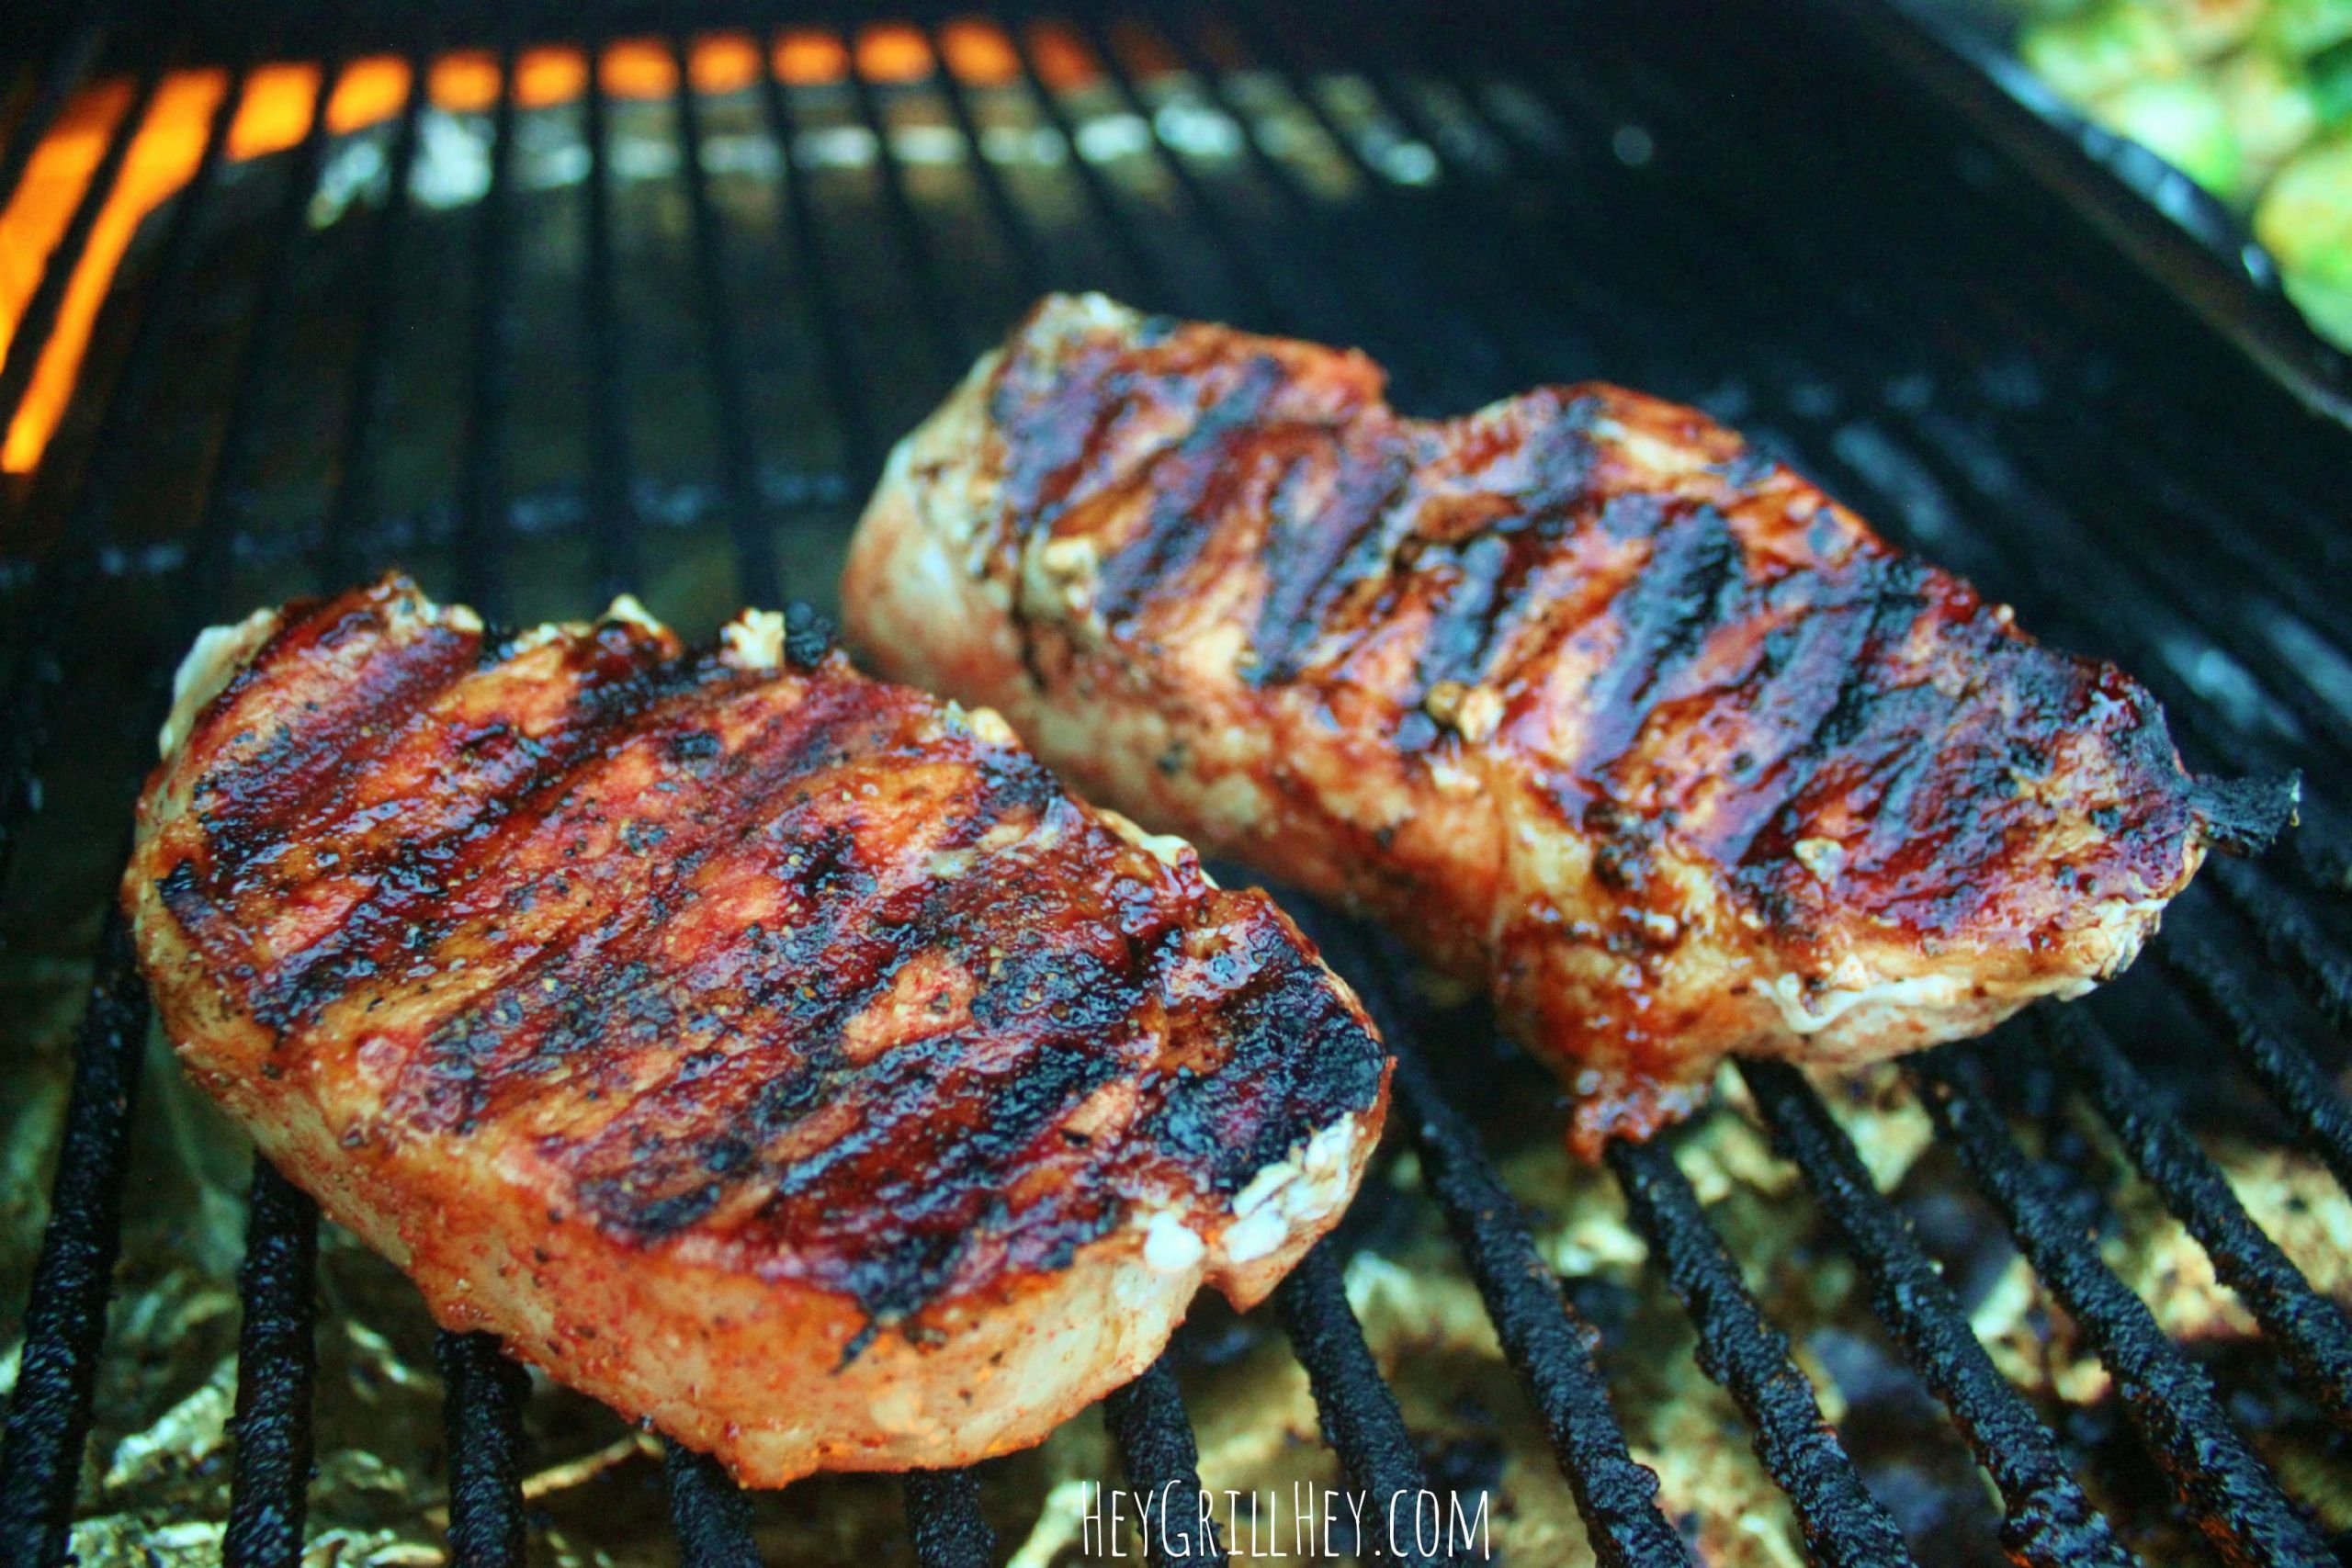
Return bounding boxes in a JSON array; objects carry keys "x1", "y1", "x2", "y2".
[{"x1": 0, "y1": 25, "x2": 1086, "y2": 480}]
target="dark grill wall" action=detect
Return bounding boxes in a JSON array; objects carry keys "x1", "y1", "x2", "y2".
[{"x1": 0, "y1": 2, "x2": 2348, "y2": 1565}]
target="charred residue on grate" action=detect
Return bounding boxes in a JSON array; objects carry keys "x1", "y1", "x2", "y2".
[{"x1": 1, "y1": 2, "x2": 2349, "y2": 1565}]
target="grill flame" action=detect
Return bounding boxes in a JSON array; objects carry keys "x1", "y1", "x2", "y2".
[{"x1": 0, "y1": 23, "x2": 1093, "y2": 479}]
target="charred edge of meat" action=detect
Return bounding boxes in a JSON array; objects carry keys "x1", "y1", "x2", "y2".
[
  {"x1": 783, "y1": 600, "x2": 834, "y2": 671},
  {"x1": 2188, "y1": 770, "x2": 2300, "y2": 854}
]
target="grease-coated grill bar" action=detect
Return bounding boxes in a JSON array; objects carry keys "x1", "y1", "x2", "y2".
[
  {"x1": 2049, "y1": 1009, "x2": 2352, "y2": 1429},
  {"x1": 1001, "y1": 19, "x2": 1170, "y2": 301},
  {"x1": 1103, "y1": 1357, "x2": 1228, "y2": 1568},
  {"x1": 1606, "y1": 1134, "x2": 1917, "y2": 1568},
  {"x1": 904, "y1": 1469, "x2": 997, "y2": 1568},
  {"x1": 836, "y1": 28, "x2": 975, "y2": 377},
  {"x1": 451, "y1": 38, "x2": 521, "y2": 620},
  {"x1": 2160, "y1": 938, "x2": 2352, "y2": 1192},
  {"x1": 1737, "y1": 1060, "x2": 2137, "y2": 1568},
  {"x1": 1272, "y1": 1240, "x2": 1453, "y2": 1568},
  {"x1": 224, "y1": 1160, "x2": 322, "y2": 1568},
  {"x1": 672, "y1": 34, "x2": 781, "y2": 607},
  {"x1": 580, "y1": 36, "x2": 640, "y2": 602},
  {"x1": 1913, "y1": 1047, "x2": 2335, "y2": 1568},
  {"x1": 2208, "y1": 858, "x2": 2352, "y2": 1036},
  {"x1": 664, "y1": 1439, "x2": 765, "y2": 1568},
  {"x1": 1287, "y1": 908, "x2": 1691, "y2": 1568},
  {"x1": 320, "y1": 48, "x2": 427, "y2": 587},
  {"x1": 0, "y1": 915, "x2": 154, "y2": 1568},
  {"x1": 437, "y1": 1329, "x2": 533, "y2": 1568},
  {"x1": 920, "y1": 18, "x2": 1048, "y2": 299},
  {"x1": 1388, "y1": 1035, "x2": 1692, "y2": 1566},
  {"x1": 748, "y1": 18, "x2": 882, "y2": 483}
]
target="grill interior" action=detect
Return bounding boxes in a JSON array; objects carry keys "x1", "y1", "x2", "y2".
[{"x1": 0, "y1": 1, "x2": 2349, "y2": 1564}]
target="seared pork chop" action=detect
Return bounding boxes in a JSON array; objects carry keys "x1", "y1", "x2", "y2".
[
  {"x1": 844, "y1": 294, "x2": 2268, "y2": 1154},
  {"x1": 125, "y1": 575, "x2": 1387, "y2": 1483}
]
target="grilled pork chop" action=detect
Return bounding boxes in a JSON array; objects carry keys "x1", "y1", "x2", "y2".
[
  {"x1": 844, "y1": 294, "x2": 2265, "y2": 1154},
  {"x1": 125, "y1": 575, "x2": 1387, "y2": 1483}
]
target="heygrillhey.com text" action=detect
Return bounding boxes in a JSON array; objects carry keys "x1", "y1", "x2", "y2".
[{"x1": 1075, "y1": 1481, "x2": 1493, "y2": 1561}]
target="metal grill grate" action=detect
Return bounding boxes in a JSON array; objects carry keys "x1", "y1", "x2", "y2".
[{"x1": 0, "y1": 2, "x2": 2348, "y2": 1564}]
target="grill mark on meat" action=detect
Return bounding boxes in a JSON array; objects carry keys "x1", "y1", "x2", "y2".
[
  {"x1": 1571, "y1": 502, "x2": 1747, "y2": 782},
  {"x1": 1400, "y1": 529, "x2": 1520, "y2": 722},
  {"x1": 189, "y1": 600, "x2": 485, "y2": 866},
  {"x1": 551, "y1": 781, "x2": 1059, "y2": 1233},
  {"x1": 386, "y1": 679, "x2": 899, "y2": 1134},
  {"x1": 1091, "y1": 355, "x2": 1288, "y2": 630},
  {"x1": 231, "y1": 658, "x2": 740, "y2": 1035},
  {"x1": 1692, "y1": 556, "x2": 1897, "y2": 869},
  {"x1": 1250, "y1": 440, "x2": 1411, "y2": 684},
  {"x1": 1148, "y1": 921, "x2": 1390, "y2": 1192}
]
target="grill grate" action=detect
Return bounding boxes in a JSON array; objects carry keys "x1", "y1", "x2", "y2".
[{"x1": 0, "y1": 2, "x2": 2347, "y2": 1564}]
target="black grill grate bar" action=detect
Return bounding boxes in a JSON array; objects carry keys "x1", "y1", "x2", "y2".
[
  {"x1": 451, "y1": 36, "x2": 523, "y2": 622},
  {"x1": 663, "y1": 1438, "x2": 765, "y2": 1568},
  {"x1": 1058, "y1": 12, "x2": 1292, "y2": 337},
  {"x1": 0, "y1": 17, "x2": 107, "y2": 226},
  {"x1": 1389, "y1": 1038, "x2": 1693, "y2": 1565},
  {"x1": 436, "y1": 1329, "x2": 534, "y2": 1568},
  {"x1": 0, "y1": 912, "x2": 154, "y2": 1568},
  {"x1": 2159, "y1": 938, "x2": 2352, "y2": 1192},
  {"x1": 1912, "y1": 1047, "x2": 2335, "y2": 1568},
  {"x1": 1292, "y1": 908, "x2": 1691, "y2": 1568},
  {"x1": 2206, "y1": 858, "x2": 2352, "y2": 1036},
  {"x1": 903, "y1": 1468, "x2": 998, "y2": 1568},
  {"x1": 918, "y1": 20, "x2": 1049, "y2": 300},
  {"x1": 2049, "y1": 1008, "x2": 2352, "y2": 1430},
  {"x1": 672, "y1": 32, "x2": 782, "y2": 608},
  {"x1": 1605, "y1": 1134, "x2": 1918, "y2": 1568},
  {"x1": 319, "y1": 47, "x2": 428, "y2": 590},
  {"x1": 1001, "y1": 19, "x2": 1172, "y2": 305},
  {"x1": 1205, "y1": 6, "x2": 1541, "y2": 391},
  {"x1": 224, "y1": 1158, "x2": 322, "y2": 1568},
  {"x1": 1144, "y1": 15, "x2": 1487, "y2": 410},
  {"x1": 185, "y1": 43, "x2": 345, "y2": 611},
  {"x1": 580, "y1": 35, "x2": 642, "y2": 603},
  {"x1": 835, "y1": 26, "x2": 978, "y2": 380},
  {"x1": 1102, "y1": 1356, "x2": 1228, "y2": 1568},
  {"x1": 1271, "y1": 1239, "x2": 1453, "y2": 1568},
  {"x1": 0, "y1": 58, "x2": 163, "y2": 471},
  {"x1": 748, "y1": 23, "x2": 884, "y2": 485},
  {"x1": 1737, "y1": 1060, "x2": 2141, "y2": 1568}
]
